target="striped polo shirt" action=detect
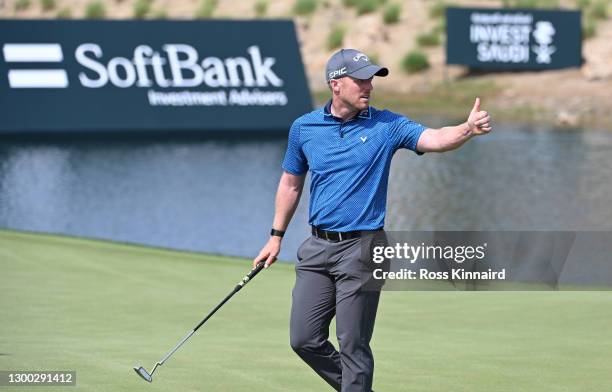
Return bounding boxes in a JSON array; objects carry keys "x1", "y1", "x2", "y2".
[{"x1": 282, "y1": 101, "x2": 426, "y2": 232}]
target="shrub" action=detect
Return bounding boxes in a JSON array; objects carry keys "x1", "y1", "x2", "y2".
[
  {"x1": 254, "y1": 0, "x2": 268, "y2": 17},
  {"x1": 519, "y1": 0, "x2": 541, "y2": 7},
  {"x1": 152, "y1": 9, "x2": 168, "y2": 19},
  {"x1": 133, "y1": 0, "x2": 152, "y2": 19},
  {"x1": 383, "y1": 4, "x2": 401, "y2": 24},
  {"x1": 433, "y1": 19, "x2": 446, "y2": 35},
  {"x1": 41, "y1": 0, "x2": 56, "y2": 11},
  {"x1": 416, "y1": 31, "x2": 441, "y2": 46},
  {"x1": 327, "y1": 25, "x2": 345, "y2": 50},
  {"x1": 15, "y1": 0, "x2": 31, "y2": 11},
  {"x1": 590, "y1": 0, "x2": 608, "y2": 19},
  {"x1": 195, "y1": 0, "x2": 217, "y2": 18},
  {"x1": 504, "y1": 0, "x2": 560, "y2": 8},
  {"x1": 56, "y1": 7, "x2": 71, "y2": 18},
  {"x1": 539, "y1": 0, "x2": 560, "y2": 8},
  {"x1": 383, "y1": 4, "x2": 402, "y2": 24},
  {"x1": 84, "y1": 1, "x2": 106, "y2": 18},
  {"x1": 356, "y1": 0, "x2": 378, "y2": 15},
  {"x1": 401, "y1": 50, "x2": 430, "y2": 73},
  {"x1": 576, "y1": 0, "x2": 590, "y2": 9},
  {"x1": 428, "y1": 0, "x2": 446, "y2": 18},
  {"x1": 293, "y1": 0, "x2": 317, "y2": 15},
  {"x1": 582, "y1": 17, "x2": 597, "y2": 39}
]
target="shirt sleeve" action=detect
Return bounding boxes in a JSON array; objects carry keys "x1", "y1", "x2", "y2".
[
  {"x1": 282, "y1": 120, "x2": 308, "y2": 175},
  {"x1": 388, "y1": 113, "x2": 427, "y2": 154}
]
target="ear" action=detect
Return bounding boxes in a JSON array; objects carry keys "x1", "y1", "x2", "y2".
[{"x1": 330, "y1": 79, "x2": 341, "y2": 94}]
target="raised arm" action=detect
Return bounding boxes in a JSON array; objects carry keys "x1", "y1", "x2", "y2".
[
  {"x1": 417, "y1": 97, "x2": 492, "y2": 153},
  {"x1": 252, "y1": 171, "x2": 306, "y2": 268}
]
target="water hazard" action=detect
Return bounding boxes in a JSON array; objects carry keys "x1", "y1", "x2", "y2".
[{"x1": 1, "y1": 122, "x2": 611, "y2": 262}]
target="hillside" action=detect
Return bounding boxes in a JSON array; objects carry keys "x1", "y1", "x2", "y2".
[{"x1": 2, "y1": 0, "x2": 611, "y2": 128}]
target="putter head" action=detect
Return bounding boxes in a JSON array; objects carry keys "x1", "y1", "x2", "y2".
[{"x1": 133, "y1": 366, "x2": 153, "y2": 382}]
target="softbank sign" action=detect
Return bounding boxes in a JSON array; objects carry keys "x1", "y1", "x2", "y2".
[
  {"x1": 5, "y1": 43, "x2": 287, "y2": 106},
  {"x1": 0, "y1": 20, "x2": 311, "y2": 133}
]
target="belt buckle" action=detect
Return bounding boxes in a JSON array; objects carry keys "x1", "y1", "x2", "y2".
[{"x1": 338, "y1": 232, "x2": 344, "y2": 242}]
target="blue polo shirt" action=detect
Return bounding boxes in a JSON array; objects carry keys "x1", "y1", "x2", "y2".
[{"x1": 282, "y1": 102, "x2": 427, "y2": 231}]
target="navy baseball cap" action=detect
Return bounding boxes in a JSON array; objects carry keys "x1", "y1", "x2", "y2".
[{"x1": 325, "y1": 49, "x2": 389, "y2": 83}]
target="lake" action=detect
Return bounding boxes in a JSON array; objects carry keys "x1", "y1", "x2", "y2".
[{"x1": 1, "y1": 121, "x2": 611, "y2": 262}]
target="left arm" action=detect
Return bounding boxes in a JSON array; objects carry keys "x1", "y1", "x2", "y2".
[{"x1": 417, "y1": 97, "x2": 492, "y2": 153}]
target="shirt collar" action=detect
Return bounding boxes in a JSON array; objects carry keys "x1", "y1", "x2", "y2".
[{"x1": 323, "y1": 100, "x2": 371, "y2": 121}]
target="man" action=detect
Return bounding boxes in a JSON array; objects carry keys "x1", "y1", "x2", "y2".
[{"x1": 253, "y1": 49, "x2": 491, "y2": 391}]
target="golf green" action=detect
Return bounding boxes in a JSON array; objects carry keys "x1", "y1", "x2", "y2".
[{"x1": 1, "y1": 230, "x2": 610, "y2": 391}]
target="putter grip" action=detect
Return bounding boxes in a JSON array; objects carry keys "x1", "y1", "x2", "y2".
[{"x1": 236, "y1": 261, "x2": 265, "y2": 289}]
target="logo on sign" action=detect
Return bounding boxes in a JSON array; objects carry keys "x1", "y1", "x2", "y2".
[
  {"x1": 532, "y1": 21, "x2": 556, "y2": 63},
  {"x1": 3, "y1": 43, "x2": 69, "y2": 88}
]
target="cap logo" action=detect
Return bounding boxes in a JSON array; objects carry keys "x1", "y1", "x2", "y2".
[
  {"x1": 353, "y1": 53, "x2": 369, "y2": 62},
  {"x1": 328, "y1": 67, "x2": 347, "y2": 79}
]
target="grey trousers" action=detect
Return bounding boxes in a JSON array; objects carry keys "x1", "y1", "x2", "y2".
[{"x1": 290, "y1": 233, "x2": 386, "y2": 392}]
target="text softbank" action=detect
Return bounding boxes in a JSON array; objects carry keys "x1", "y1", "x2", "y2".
[{"x1": 76, "y1": 44, "x2": 283, "y2": 89}]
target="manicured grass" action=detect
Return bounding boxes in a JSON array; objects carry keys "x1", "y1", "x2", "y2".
[{"x1": 1, "y1": 230, "x2": 611, "y2": 391}]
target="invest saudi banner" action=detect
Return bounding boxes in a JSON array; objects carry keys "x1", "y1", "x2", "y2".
[
  {"x1": 0, "y1": 20, "x2": 311, "y2": 134},
  {"x1": 446, "y1": 7, "x2": 582, "y2": 70}
]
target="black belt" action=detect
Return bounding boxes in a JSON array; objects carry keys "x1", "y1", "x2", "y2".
[{"x1": 311, "y1": 226, "x2": 362, "y2": 242}]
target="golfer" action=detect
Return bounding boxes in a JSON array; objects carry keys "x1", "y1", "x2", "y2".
[{"x1": 253, "y1": 48, "x2": 492, "y2": 391}]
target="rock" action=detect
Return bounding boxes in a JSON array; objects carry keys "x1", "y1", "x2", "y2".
[
  {"x1": 555, "y1": 110, "x2": 579, "y2": 127},
  {"x1": 582, "y1": 62, "x2": 612, "y2": 81}
]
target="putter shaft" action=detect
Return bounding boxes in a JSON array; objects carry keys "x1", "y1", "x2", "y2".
[{"x1": 133, "y1": 261, "x2": 265, "y2": 382}]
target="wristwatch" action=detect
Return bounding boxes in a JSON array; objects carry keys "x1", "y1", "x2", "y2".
[{"x1": 270, "y1": 228, "x2": 285, "y2": 238}]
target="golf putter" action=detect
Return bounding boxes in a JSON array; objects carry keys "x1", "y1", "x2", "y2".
[{"x1": 133, "y1": 260, "x2": 266, "y2": 382}]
